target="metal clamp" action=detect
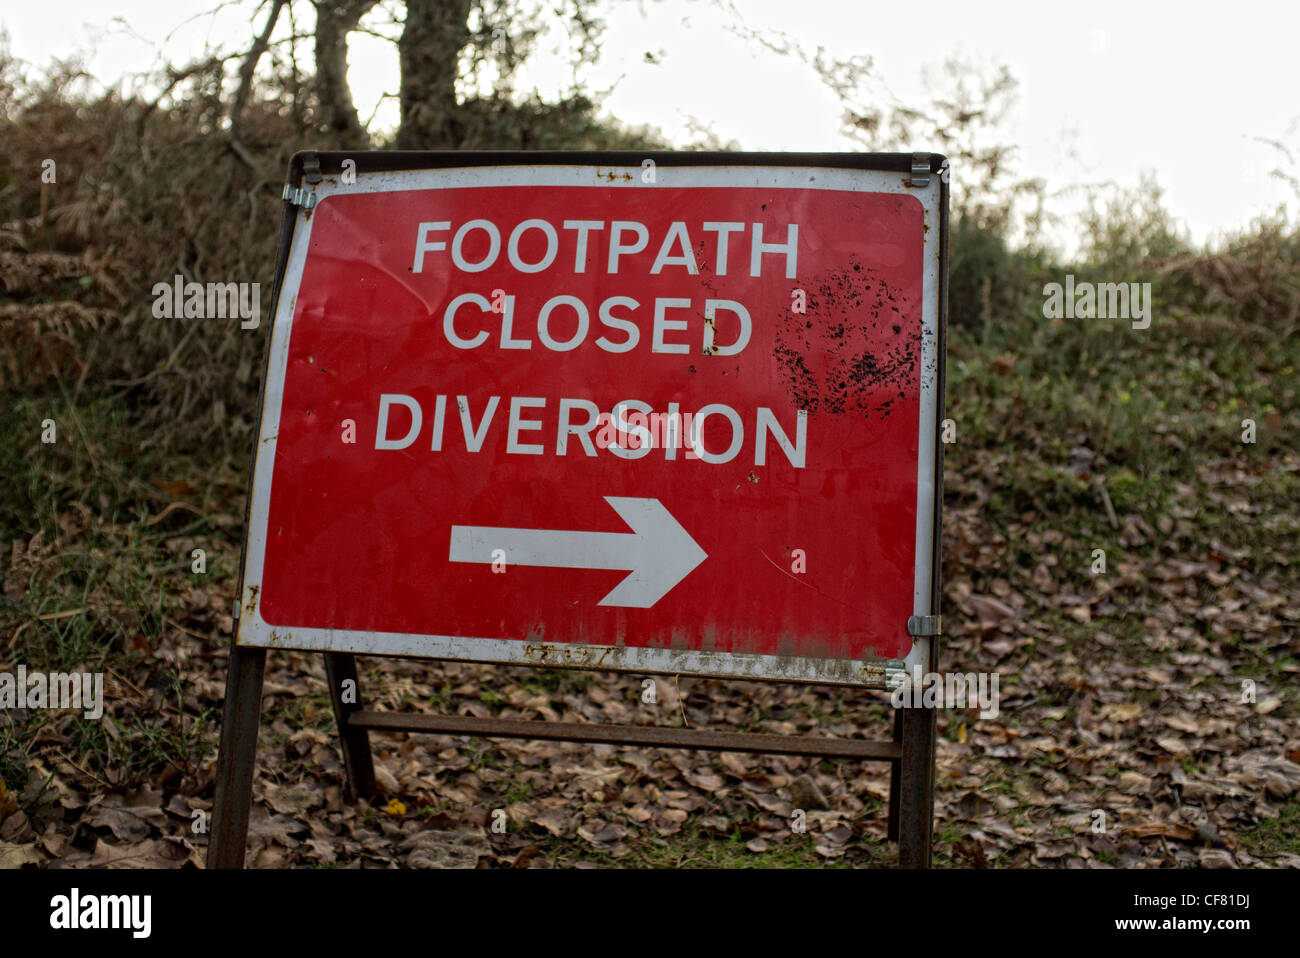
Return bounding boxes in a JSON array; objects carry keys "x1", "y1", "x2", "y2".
[
  {"x1": 907, "y1": 614, "x2": 942, "y2": 637},
  {"x1": 884, "y1": 662, "x2": 910, "y2": 689},
  {"x1": 908, "y1": 153, "x2": 931, "y2": 188},
  {"x1": 282, "y1": 153, "x2": 323, "y2": 208},
  {"x1": 282, "y1": 183, "x2": 317, "y2": 209}
]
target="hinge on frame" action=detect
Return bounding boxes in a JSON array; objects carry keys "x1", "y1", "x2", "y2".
[
  {"x1": 302, "y1": 153, "x2": 323, "y2": 185},
  {"x1": 908, "y1": 152, "x2": 931, "y2": 188},
  {"x1": 907, "y1": 614, "x2": 942, "y2": 637}
]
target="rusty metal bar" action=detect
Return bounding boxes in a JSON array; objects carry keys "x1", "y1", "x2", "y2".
[
  {"x1": 349, "y1": 710, "x2": 901, "y2": 760},
  {"x1": 207, "y1": 645, "x2": 267, "y2": 869},
  {"x1": 897, "y1": 703, "x2": 937, "y2": 867},
  {"x1": 325, "y1": 652, "x2": 376, "y2": 803},
  {"x1": 887, "y1": 707, "x2": 904, "y2": 842}
]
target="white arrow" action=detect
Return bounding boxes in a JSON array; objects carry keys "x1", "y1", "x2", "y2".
[{"x1": 448, "y1": 497, "x2": 707, "y2": 608}]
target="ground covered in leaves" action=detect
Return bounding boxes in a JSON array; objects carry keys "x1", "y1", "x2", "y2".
[{"x1": 2, "y1": 303, "x2": 1298, "y2": 869}]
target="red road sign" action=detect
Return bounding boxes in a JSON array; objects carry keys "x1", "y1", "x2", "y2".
[{"x1": 237, "y1": 156, "x2": 945, "y2": 686}]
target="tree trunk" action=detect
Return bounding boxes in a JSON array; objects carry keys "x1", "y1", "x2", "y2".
[
  {"x1": 397, "y1": 0, "x2": 472, "y2": 149},
  {"x1": 314, "y1": 0, "x2": 378, "y2": 149},
  {"x1": 230, "y1": 0, "x2": 286, "y2": 146}
]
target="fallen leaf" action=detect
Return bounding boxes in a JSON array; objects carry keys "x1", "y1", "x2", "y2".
[
  {"x1": 966, "y1": 594, "x2": 1016, "y2": 623},
  {"x1": 532, "y1": 808, "x2": 570, "y2": 837},
  {"x1": 1198, "y1": 848, "x2": 1237, "y2": 869},
  {"x1": 83, "y1": 804, "x2": 152, "y2": 842},
  {"x1": 1119, "y1": 771, "x2": 1153, "y2": 795},
  {"x1": 0, "y1": 841, "x2": 43, "y2": 868},
  {"x1": 1123, "y1": 822, "x2": 1196, "y2": 841},
  {"x1": 822, "y1": 823, "x2": 853, "y2": 845},
  {"x1": 88, "y1": 838, "x2": 189, "y2": 869},
  {"x1": 265, "y1": 783, "x2": 323, "y2": 816},
  {"x1": 577, "y1": 821, "x2": 626, "y2": 845},
  {"x1": 1099, "y1": 703, "x2": 1143, "y2": 722}
]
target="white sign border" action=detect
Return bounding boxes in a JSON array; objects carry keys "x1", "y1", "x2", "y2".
[{"x1": 236, "y1": 162, "x2": 942, "y2": 688}]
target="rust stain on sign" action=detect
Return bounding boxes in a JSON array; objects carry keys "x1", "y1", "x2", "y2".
[{"x1": 522, "y1": 642, "x2": 615, "y2": 667}]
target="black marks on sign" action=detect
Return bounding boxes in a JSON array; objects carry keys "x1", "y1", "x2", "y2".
[{"x1": 773, "y1": 255, "x2": 918, "y2": 418}]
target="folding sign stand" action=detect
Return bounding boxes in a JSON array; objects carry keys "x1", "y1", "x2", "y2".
[
  {"x1": 209, "y1": 645, "x2": 938, "y2": 867},
  {"x1": 207, "y1": 151, "x2": 948, "y2": 869}
]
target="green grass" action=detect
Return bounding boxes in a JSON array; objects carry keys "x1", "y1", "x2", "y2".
[
  {"x1": 545, "y1": 821, "x2": 876, "y2": 868},
  {"x1": 1237, "y1": 800, "x2": 1300, "y2": 859},
  {"x1": 0, "y1": 720, "x2": 37, "y2": 793},
  {"x1": 1, "y1": 388, "x2": 241, "y2": 791}
]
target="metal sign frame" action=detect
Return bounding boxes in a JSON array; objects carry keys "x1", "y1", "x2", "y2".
[{"x1": 209, "y1": 150, "x2": 948, "y2": 869}]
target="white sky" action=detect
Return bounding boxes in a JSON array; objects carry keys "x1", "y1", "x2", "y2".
[{"x1": 5, "y1": 0, "x2": 1298, "y2": 250}]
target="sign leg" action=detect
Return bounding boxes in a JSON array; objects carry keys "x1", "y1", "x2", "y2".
[
  {"x1": 887, "y1": 707, "x2": 903, "y2": 842},
  {"x1": 325, "y1": 652, "x2": 376, "y2": 803},
  {"x1": 207, "y1": 645, "x2": 267, "y2": 869},
  {"x1": 897, "y1": 703, "x2": 936, "y2": 867}
]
